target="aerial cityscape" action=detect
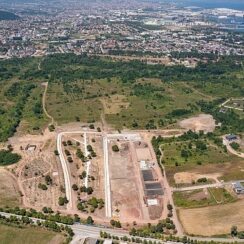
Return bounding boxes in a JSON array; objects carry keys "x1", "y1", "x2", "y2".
[{"x1": 0, "y1": 0, "x2": 243, "y2": 244}]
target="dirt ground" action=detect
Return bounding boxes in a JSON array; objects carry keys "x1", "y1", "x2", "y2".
[
  {"x1": 109, "y1": 141, "x2": 144, "y2": 222},
  {"x1": 179, "y1": 199, "x2": 244, "y2": 236},
  {"x1": 188, "y1": 189, "x2": 210, "y2": 201},
  {"x1": 174, "y1": 172, "x2": 221, "y2": 185},
  {"x1": 8, "y1": 129, "x2": 65, "y2": 211},
  {"x1": 179, "y1": 114, "x2": 216, "y2": 133},
  {"x1": 0, "y1": 169, "x2": 22, "y2": 208},
  {"x1": 64, "y1": 133, "x2": 105, "y2": 218}
]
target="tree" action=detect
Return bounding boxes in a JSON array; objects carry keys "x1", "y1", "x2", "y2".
[
  {"x1": 231, "y1": 226, "x2": 238, "y2": 236},
  {"x1": 180, "y1": 149, "x2": 189, "y2": 158},
  {"x1": 80, "y1": 171, "x2": 87, "y2": 179},
  {"x1": 72, "y1": 184, "x2": 78, "y2": 191},
  {"x1": 230, "y1": 142, "x2": 240, "y2": 151},
  {"x1": 38, "y1": 183, "x2": 47, "y2": 190},
  {"x1": 86, "y1": 216, "x2": 94, "y2": 225},
  {"x1": 86, "y1": 187, "x2": 93, "y2": 195},
  {"x1": 58, "y1": 196, "x2": 68, "y2": 206},
  {"x1": 45, "y1": 175, "x2": 52, "y2": 185},
  {"x1": 0, "y1": 150, "x2": 21, "y2": 166},
  {"x1": 112, "y1": 145, "x2": 119, "y2": 152}
]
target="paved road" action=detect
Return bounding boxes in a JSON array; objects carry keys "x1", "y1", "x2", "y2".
[
  {"x1": 0, "y1": 211, "x2": 242, "y2": 244},
  {"x1": 56, "y1": 130, "x2": 103, "y2": 210},
  {"x1": 103, "y1": 135, "x2": 112, "y2": 218}
]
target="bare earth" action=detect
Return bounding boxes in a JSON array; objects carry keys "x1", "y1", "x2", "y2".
[
  {"x1": 174, "y1": 172, "x2": 221, "y2": 185},
  {"x1": 179, "y1": 199, "x2": 244, "y2": 236},
  {"x1": 0, "y1": 169, "x2": 22, "y2": 207},
  {"x1": 179, "y1": 114, "x2": 216, "y2": 133}
]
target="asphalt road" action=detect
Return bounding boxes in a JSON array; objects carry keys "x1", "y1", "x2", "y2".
[{"x1": 0, "y1": 211, "x2": 243, "y2": 244}]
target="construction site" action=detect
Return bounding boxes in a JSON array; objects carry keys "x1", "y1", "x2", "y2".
[{"x1": 4, "y1": 124, "x2": 170, "y2": 225}]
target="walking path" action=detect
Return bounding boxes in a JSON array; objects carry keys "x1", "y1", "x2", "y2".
[{"x1": 42, "y1": 82, "x2": 55, "y2": 125}]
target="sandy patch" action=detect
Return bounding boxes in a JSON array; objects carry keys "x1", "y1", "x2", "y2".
[
  {"x1": 179, "y1": 114, "x2": 215, "y2": 133},
  {"x1": 174, "y1": 172, "x2": 221, "y2": 184}
]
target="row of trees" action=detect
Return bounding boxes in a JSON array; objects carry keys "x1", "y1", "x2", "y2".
[{"x1": 0, "y1": 213, "x2": 74, "y2": 242}]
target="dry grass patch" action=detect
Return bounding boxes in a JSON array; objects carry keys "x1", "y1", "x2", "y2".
[
  {"x1": 0, "y1": 224, "x2": 65, "y2": 244},
  {"x1": 100, "y1": 94, "x2": 130, "y2": 114},
  {"x1": 179, "y1": 199, "x2": 244, "y2": 236},
  {"x1": 0, "y1": 169, "x2": 21, "y2": 208}
]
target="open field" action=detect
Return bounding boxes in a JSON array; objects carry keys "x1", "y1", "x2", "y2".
[
  {"x1": 0, "y1": 224, "x2": 65, "y2": 244},
  {"x1": 0, "y1": 169, "x2": 22, "y2": 208},
  {"x1": 16, "y1": 84, "x2": 49, "y2": 135},
  {"x1": 109, "y1": 140, "x2": 144, "y2": 221},
  {"x1": 166, "y1": 157, "x2": 244, "y2": 186},
  {"x1": 100, "y1": 94, "x2": 130, "y2": 114},
  {"x1": 8, "y1": 130, "x2": 65, "y2": 210},
  {"x1": 0, "y1": 55, "x2": 243, "y2": 136},
  {"x1": 45, "y1": 78, "x2": 208, "y2": 129},
  {"x1": 179, "y1": 114, "x2": 216, "y2": 133},
  {"x1": 162, "y1": 139, "x2": 230, "y2": 167},
  {"x1": 174, "y1": 172, "x2": 220, "y2": 185},
  {"x1": 108, "y1": 132, "x2": 165, "y2": 222},
  {"x1": 179, "y1": 199, "x2": 244, "y2": 236},
  {"x1": 173, "y1": 187, "x2": 236, "y2": 208}
]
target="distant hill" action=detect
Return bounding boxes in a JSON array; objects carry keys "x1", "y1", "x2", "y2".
[{"x1": 0, "y1": 11, "x2": 20, "y2": 21}]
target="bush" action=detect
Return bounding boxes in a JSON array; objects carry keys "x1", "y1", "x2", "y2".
[
  {"x1": 38, "y1": 183, "x2": 48, "y2": 191},
  {"x1": 230, "y1": 142, "x2": 240, "y2": 151},
  {"x1": 58, "y1": 196, "x2": 68, "y2": 206},
  {"x1": 112, "y1": 145, "x2": 119, "y2": 152},
  {"x1": 86, "y1": 216, "x2": 94, "y2": 224}
]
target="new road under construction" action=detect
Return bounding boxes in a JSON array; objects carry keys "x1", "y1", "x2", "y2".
[{"x1": 56, "y1": 127, "x2": 174, "y2": 225}]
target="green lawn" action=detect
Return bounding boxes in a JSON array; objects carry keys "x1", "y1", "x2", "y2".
[{"x1": 0, "y1": 224, "x2": 65, "y2": 244}]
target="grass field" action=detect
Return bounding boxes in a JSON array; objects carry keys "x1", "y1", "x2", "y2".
[
  {"x1": 0, "y1": 224, "x2": 65, "y2": 244},
  {"x1": 17, "y1": 84, "x2": 49, "y2": 135},
  {"x1": 173, "y1": 188, "x2": 236, "y2": 208},
  {"x1": 166, "y1": 156, "x2": 244, "y2": 186},
  {"x1": 161, "y1": 140, "x2": 229, "y2": 167},
  {"x1": 179, "y1": 199, "x2": 244, "y2": 236},
  {"x1": 45, "y1": 78, "x2": 208, "y2": 129},
  {"x1": 158, "y1": 135, "x2": 244, "y2": 186},
  {"x1": 0, "y1": 54, "x2": 243, "y2": 138},
  {"x1": 0, "y1": 169, "x2": 21, "y2": 208}
]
